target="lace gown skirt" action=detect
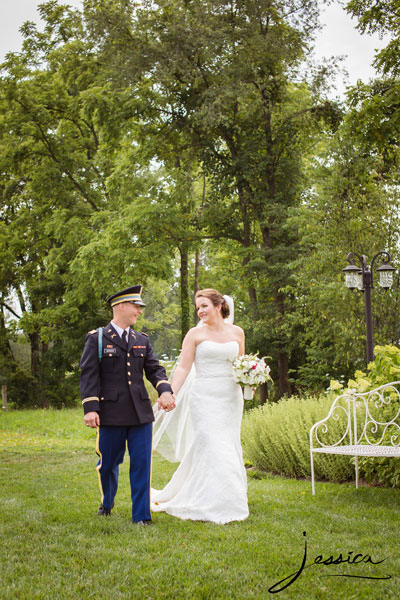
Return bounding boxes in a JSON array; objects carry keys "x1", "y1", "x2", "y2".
[{"x1": 151, "y1": 341, "x2": 249, "y2": 524}]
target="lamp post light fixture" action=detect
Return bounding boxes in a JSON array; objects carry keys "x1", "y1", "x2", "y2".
[{"x1": 342, "y1": 251, "x2": 395, "y2": 365}]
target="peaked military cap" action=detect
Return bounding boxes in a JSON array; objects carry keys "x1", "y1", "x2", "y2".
[{"x1": 106, "y1": 285, "x2": 146, "y2": 307}]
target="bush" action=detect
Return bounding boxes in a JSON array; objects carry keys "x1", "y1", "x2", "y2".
[
  {"x1": 330, "y1": 344, "x2": 400, "y2": 394},
  {"x1": 242, "y1": 393, "x2": 354, "y2": 482},
  {"x1": 5, "y1": 368, "x2": 39, "y2": 408},
  {"x1": 357, "y1": 454, "x2": 400, "y2": 488}
]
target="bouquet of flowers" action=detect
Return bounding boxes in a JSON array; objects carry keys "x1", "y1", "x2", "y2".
[{"x1": 231, "y1": 353, "x2": 272, "y2": 399}]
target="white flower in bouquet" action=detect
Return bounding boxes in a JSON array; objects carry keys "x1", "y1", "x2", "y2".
[{"x1": 231, "y1": 354, "x2": 272, "y2": 393}]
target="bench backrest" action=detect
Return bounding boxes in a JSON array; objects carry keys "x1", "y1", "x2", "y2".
[{"x1": 310, "y1": 381, "x2": 400, "y2": 449}]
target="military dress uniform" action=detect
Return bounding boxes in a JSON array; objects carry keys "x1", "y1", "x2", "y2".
[{"x1": 80, "y1": 286, "x2": 172, "y2": 523}]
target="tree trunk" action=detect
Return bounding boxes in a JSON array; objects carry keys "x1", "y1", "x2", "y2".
[
  {"x1": 237, "y1": 183, "x2": 259, "y2": 316},
  {"x1": 40, "y1": 341, "x2": 49, "y2": 408},
  {"x1": 179, "y1": 244, "x2": 190, "y2": 344},
  {"x1": 259, "y1": 382, "x2": 268, "y2": 405},
  {"x1": 29, "y1": 330, "x2": 49, "y2": 408},
  {"x1": 277, "y1": 351, "x2": 291, "y2": 397},
  {"x1": 2, "y1": 385, "x2": 7, "y2": 410},
  {"x1": 193, "y1": 248, "x2": 200, "y2": 325},
  {"x1": 29, "y1": 331, "x2": 40, "y2": 378},
  {"x1": 0, "y1": 297, "x2": 17, "y2": 363}
]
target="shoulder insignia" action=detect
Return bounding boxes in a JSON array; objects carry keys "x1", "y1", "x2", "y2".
[
  {"x1": 88, "y1": 330, "x2": 97, "y2": 335},
  {"x1": 141, "y1": 331, "x2": 149, "y2": 337}
]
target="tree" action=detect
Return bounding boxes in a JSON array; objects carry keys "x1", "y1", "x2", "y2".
[
  {"x1": 83, "y1": 0, "x2": 339, "y2": 395},
  {"x1": 0, "y1": 2, "x2": 118, "y2": 404},
  {"x1": 285, "y1": 108, "x2": 400, "y2": 390},
  {"x1": 4, "y1": 0, "x2": 390, "y2": 406}
]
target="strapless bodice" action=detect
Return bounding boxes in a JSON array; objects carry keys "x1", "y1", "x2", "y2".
[{"x1": 194, "y1": 340, "x2": 239, "y2": 379}]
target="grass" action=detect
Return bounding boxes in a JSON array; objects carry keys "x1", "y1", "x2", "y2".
[{"x1": 0, "y1": 408, "x2": 399, "y2": 599}]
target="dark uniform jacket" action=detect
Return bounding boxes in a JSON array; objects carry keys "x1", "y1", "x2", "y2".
[{"x1": 80, "y1": 322, "x2": 172, "y2": 426}]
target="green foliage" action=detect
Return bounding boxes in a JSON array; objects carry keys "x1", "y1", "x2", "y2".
[
  {"x1": 1, "y1": 0, "x2": 400, "y2": 409},
  {"x1": 285, "y1": 99, "x2": 400, "y2": 392},
  {"x1": 0, "y1": 4, "x2": 114, "y2": 405},
  {"x1": 4, "y1": 367, "x2": 39, "y2": 409},
  {"x1": 85, "y1": 0, "x2": 343, "y2": 395},
  {"x1": 140, "y1": 277, "x2": 181, "y2": 360},
  {"x1": 331, "y1": 344, "x2": 400, "y2": 393},
  {"x1": 357, "y1": 454, "x2": 400, "y2": 488},
  {"x1": 242, "y1": 394, "x2": 355, "y2": 482}
]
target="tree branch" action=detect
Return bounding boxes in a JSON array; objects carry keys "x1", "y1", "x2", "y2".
[{"x1": 0, "y1": 302, "x2": 21, "y2": 319}]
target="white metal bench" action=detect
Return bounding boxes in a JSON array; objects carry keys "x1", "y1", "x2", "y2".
[{"x1": 310, "y1": 381, "x2": 400, "y2": 494}]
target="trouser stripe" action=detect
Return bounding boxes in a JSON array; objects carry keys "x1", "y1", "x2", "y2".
[
  {"x1": 95, "y1": 426, "x2": 104, "y2": 503},
  {"x1": 149, "y1": 425, "x2": 153, "y2": 512}
]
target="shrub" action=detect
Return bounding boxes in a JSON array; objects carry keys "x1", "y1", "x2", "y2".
[
  {"x1": 330, "y1": 344, "x2": 400, "y2": 394},
  {"x1": 5, "y1": 368, "x2": 39, "y2": 408},
  {"x1": 242, "y1": 394, "x2": 354, "y2": 482}
]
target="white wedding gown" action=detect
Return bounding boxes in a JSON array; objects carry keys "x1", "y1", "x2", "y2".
[{"x1": 151, "y1": 340, "x2": 249, "y2": 524}]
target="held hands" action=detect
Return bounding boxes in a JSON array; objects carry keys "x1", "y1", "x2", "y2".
[
  {"x1": 158, "y1": 392, "x2": 176, "y2": 412},
  {"x1": 84, "y1": 411, "x2": 100, "y2": 428},
  {"x1": 84, "y1": 394, "x2": 175, "y2": 426}
]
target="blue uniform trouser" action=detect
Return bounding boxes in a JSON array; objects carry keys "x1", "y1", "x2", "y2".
[{"x1": 96, "y1": 423, "x2": 152, "y2": 522}]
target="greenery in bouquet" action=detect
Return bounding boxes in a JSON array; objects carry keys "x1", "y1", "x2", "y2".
[{"x1": 231, "y1": 353, "x2": 272, "y2": 390}]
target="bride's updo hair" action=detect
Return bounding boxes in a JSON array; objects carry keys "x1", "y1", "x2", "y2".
[{"x1": 195, "y1": 288, "x2": 230, "y2": 319}]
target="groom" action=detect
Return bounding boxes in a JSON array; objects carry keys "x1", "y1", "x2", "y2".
[{"x1": 80, "y1": 285, "x2": 175, "y2": 524}]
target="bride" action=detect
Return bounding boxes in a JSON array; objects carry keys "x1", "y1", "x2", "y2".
[{"x1": 151, "y1": 288, "x2": 249, "y2": 524}]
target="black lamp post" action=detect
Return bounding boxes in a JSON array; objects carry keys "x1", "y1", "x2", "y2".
[{"x1": 342, "y1": 252, "x2": 395, "y2": 364}]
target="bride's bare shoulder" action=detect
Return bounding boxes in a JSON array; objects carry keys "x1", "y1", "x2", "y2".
[
  {"x1": 227, "y1": 323, "x2": 244, "y2": 336},
  {"x1": 183, "y1": 327, "x2": 202, "y2": 343}
]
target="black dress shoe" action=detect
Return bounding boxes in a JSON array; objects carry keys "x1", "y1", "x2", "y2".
[{"x1": 98, "y1": 504, "x2": 112, "y2": 516}]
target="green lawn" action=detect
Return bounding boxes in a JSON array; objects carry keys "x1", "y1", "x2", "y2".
[{"x1": 0, "y1": 408, "x2": 399, "y2": 599}]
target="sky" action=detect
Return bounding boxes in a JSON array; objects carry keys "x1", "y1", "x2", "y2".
[{"x1": 0, "y1": 0, "x2": 390, "y2": 97}]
